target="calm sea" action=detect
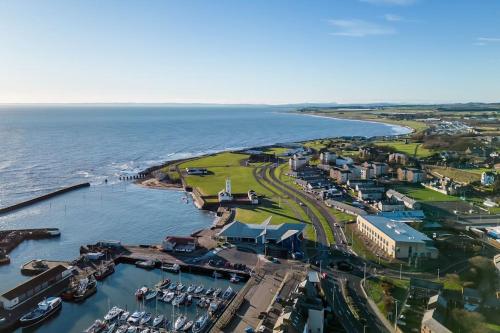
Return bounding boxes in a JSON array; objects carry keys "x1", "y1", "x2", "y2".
[{"x1": 0, "y1": 105, "x2": 408, "y2": 332}]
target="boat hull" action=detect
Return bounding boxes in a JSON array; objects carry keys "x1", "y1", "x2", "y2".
[{"x1": 19, "y1": 300, "x2": 62, "y2": 328}]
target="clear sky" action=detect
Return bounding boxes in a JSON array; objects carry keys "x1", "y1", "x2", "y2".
[{"x1": 1, "y1": 0, "x2": 499, "y2": 104}]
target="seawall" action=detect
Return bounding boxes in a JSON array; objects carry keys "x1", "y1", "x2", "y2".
[{"x1": 0, "y1": 183, "x2": 90, "y2": 215}]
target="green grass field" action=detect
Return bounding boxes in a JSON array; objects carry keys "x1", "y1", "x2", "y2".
[
  {"x1": 395, "y1": 184, "x2": 460, "y2": 202},
  {"x1": 374, "y1": 140, "x2": 433, "y2": 158},
  {"x1": 426, "y1": 165, "x2": 483, "y2": 183},
  {"x1": 365, "y1": 276, "x2": 409, "y2": 317}
]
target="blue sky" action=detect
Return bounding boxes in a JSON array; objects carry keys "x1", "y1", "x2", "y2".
[{"x1": 0, "y1": 0, "x2": 499, "y2": 104}]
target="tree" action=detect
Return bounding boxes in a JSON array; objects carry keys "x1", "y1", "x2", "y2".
[{"x1": 450, "y1": 309, "x2": 490, "y2": 333}]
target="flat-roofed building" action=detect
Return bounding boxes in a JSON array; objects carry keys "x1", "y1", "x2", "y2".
[
  {"x1": 0, "y1": 265, "x2": 72, "y2": 310},
  {"x1": 356, "y1": 215, "x2": 438, "y2": 259}
]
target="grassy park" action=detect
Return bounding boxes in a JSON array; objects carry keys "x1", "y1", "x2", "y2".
[
  {"x1": 394, "y1": 184, "x2": 460, "y2": 202},
  {"x1": 374, "y1": 140, "x2": 434, "y2": 158}
]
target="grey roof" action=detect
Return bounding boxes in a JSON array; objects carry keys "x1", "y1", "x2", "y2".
[
  {"x1": 359, "y1": 215, "x2": 431, "y2": 243},
  {"x1": 386, "y1": 189, "x2": 418, "y2": 206},
  {"x1": 218, "y1": 217, "x2": 305, "y2": 242},
  {"x1": 378, "y1": 210, "x2": 425, "y2": 221},
  {"x1": 422, "y1": 309, "x2": 452, "y2": 333}
]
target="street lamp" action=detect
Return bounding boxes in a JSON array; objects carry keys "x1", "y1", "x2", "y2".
[{"x1": 394, "y1": 299, "x2": 399, "y2": 332}]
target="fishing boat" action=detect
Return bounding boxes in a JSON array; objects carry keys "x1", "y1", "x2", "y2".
[
  {"x1": 213, "y1": 288, "x2": 222, "y2": 298},
  {"x1": 208, "y1": 301, "x2": 220, "y2": 316},
  {"x1": 192, "y1": 314, "x2": 210, "y2": 333},
  {"x1": 172, "y1": 293, "x2": 186, "y2": 306},
  {"x1": 95, "y1": 261, "x2": 115, "y2": 281},
  {"x1": 135, "y1": 260, "x2": 156, "y2": 270},
  {"x1": 104, "y1": 306, "x2": 123, "y2": 321},
  {"x1": 205, "y1": 288, "x2": 214, "y2": 296},
  {"x1": 222, "y1": 286, "x2": 233, "y2": 300},
  {"x1": 176, "y1": 283, "x2": 185, "y2": 291},
  {"x1": 83, "y1": 319, "x2": 107, "y2": 333},
  {"x1": 116, "y1": 325, "x2": 129, "y2": 333},
  {"x1": 144, "y1": 289, "x2": 158, "y2": 301},
  {"x1": 174, "y1": 315, "x2": 187, "y2": 331},
  {"x1": 119, "y1": 311, "x2": 130, "y2": 322},
  {"x1": 182, "y1": 320, "x2": 193, "y2": 331},
  {"x1": 186, "y1": 284, "x2": 196, "y2": 293},
  {"x1": 152, "y1": 314, "x2": 164, "y2": 327},
  {"x1": 19, "y1": 297, "x2": 62, "y2": 327},
  {"x1": 139, "y1": 312, "x2": 152, "y2": 325},
  {"x1": 162, "y1": 291, "x2": 175, "y2": 303},
  {"x1": 135, "y1": 286, "x2": 148, "y2": 299},
  {"x1": 194, "y1": 285, "x2": 204, "y2": 294},
  {"x1": 127, "y1": 311, "x2": 144, "y2": 325},
  {"x1": 155, "y1": 278, "x2": 171, "y2": 290},
  {"x1": 161, "y1": 263, "x2": 180, "y2": 273},
  {"x1": 74, "y1": 276, "x2": 97, "y2": 302}
]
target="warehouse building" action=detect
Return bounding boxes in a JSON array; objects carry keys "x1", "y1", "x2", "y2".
[{"x1": 356, "y1": 215, "x2": 438, "y2": 259}]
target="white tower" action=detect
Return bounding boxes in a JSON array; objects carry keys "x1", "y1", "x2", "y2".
[{"x1": 225, "y1": 178, "x2": 232, "y2": 195}]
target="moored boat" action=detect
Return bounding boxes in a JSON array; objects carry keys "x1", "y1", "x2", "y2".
[
  {"x1": 104, "y1": 306, "x2": 123, "y2": 321},
  {"x1": 139, "y1": 312, "x2": 152, "y2": 325},
  {"x1": 194, "y1": 285, "x2": 204, "y2": 294},
  {"x1": 135, "y1": 260, "x2": 156, "y2": 269},
  {"x1": 127, "y1": 311, "x2": 144, "y2": 325},
  {"x1": 172, "y1": 292, "x2": 186, "y2": 306},
  {"x1": 205, "y1": 288, "x2": 214, "y2": 296},
  {"x1": 161, "y1": 263, "x2": 180, "y2": 273},
  {"x1": 135, "y1": 286, "x2": 148, "y2": 299},
  {"x1": 174, "y1": 315, "x2": 187, "y2": 331},
  {"x1": 191, "y1": 314, "x2": 210, "y2": 333},
  {"x1": 119, "y1": 311, "x2": 130, "y2": 322},
  {"x1": 187, "y1": 284, "x2": 196, "y2": 293},
  {"x1": 155, "y1": 278, "x2": 170, "y2": 290},
  {"x1": 19, "y1": 297, "x2": 62, "y2": 328},
  {"x1": 176, "y1": 283, "x2": 185, "y2": 291},
  {"x1": 152, "y1": 314, "x2": 164, "y2": 327},
  {"x1": 104, "y1": 322, "x2": 117, "y2": 333},
  {"x1": 74, "y1": 276, "x2": 97, "y2": 302},
  {"x1": 95, "y1": 262, "x2": 115, "y2": 281},
  {"x1": 144, "y1": 289, "x2": 158, "y2": 301},
  {"x1": 116, "y1": 324, "x2": 129, "y2": 333},
  {"x1": 213, "y1": 288, "x2": 222, "y2": 298},
  {"x1": 182, "y1": 320, "x2": 193, "y2": 331},
  {"x1": 162, "y1": 291, "x2": 175, "y2": 303},
  {"x1": 222, "y1": 286, "x2": 233, "y2": 300}
]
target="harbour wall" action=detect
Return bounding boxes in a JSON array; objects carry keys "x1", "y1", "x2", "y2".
[{"x1": 0, "y1": 182, "x2": 90, "y2": 215}]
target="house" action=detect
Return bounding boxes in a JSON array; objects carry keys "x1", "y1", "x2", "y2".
[
  {"x1": 398, "y1": 168, "x2": 425, "y2": 183},
  {"x1": 372, "y1": 162, "x2": 388, "y2": 176},
  {"x1": 357, "y1": 188, "x2": 384, "y2": 201},
  {"x1": 389, "y1": 153, "x2": 408, "y2": 165},
  {"x1": 423, "y1": 177, "x2": 465, "y2": 195},
  {"x1": 360, "y1": 165, "x2": 375, "y2": 180},
  {"x1": 0, "y1": 265, "x2": 73, "y2": 310},
  {"x1": 481, "y1": 171, "x2": 496, "y2": 186},
  {"x1": 325, "y1": 199, "x2": 367, "y2": 216},
  {"x1": 185, "y1": 167, "x2": 208, "y2": 175},
  {"x1": 289, "y1": 154, "x2": 309, "y2": 171},
  {"x1": 335, "y1": 156, "x2": 353, "y2": 167},
  {"x1": 319, "y1": 151, "x2": 337, "y2": 165},
  {"x1": 344, "y1": 164, "x2": 362, "y2": 179},
  {"x1": 330, "y1": 167, "x2": 351, "y2": 184},
  {"x1": 386, "y1": 189, "x2": 421, "y2": 209},
  {"x1": 218, "y1": 178, "x2": 234, "y2": 202},
  {"x1": 421, "y1": 303, "x2": 452, "y2": 333},
  {"x1": 217, "y1": 217, "x2": 305, "y2": 250},
  {"x1": 162, "y1": 236, "x2": 197, "y2": 252},
  {"x1": 357, "y1": 215, "x2": 438, "y2": 259}
]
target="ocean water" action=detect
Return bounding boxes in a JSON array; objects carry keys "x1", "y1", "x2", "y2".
[
  {"x1": 0, "y1": 105, "x2": 408, "y2": 207},
  {"x1": 0, "y1": 105, "x2": 409, "y2": 332}
]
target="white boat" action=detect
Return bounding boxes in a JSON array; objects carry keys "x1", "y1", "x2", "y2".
[
  {"x1": 194, "y1": 285, "x2": 204, "y2": 294},
  {"x1": 174, "y1": 315, "x2": 187, "y2": 331},
  {"x1": 213, "y1": 288, "x2": 222, "y2": 297},
  {"x1": 83, "y1": 319, "x2": 107, "y2": 333},
  {"x1": 187, "y1": 284, "x2": 196, "y2": 293},
  {"x1": 140, "y1": 328, "x2": 150, "y2": 333},
  {"x1": 162, "y1": 291, "x2": 175, "y2": 303},
  {"x1": 104, "y1": 306, "x2": 123, "y2": 321},
  {"x1": 208, "y1": 301, "x2": 219, "y2": 316},
  {"x1": 192, "y1": 314, "x2": 210, "y2": 333},
  {"x1": 176, "y1": 283, "x2": 185, "y2": 291},
  {"x1": 222, "y1": 286, "x2": 233, "y2": 300},
  {"x1": 127, "y1": 326, "x2": 138, "y2": 333},
  {"x1": 119, "y1": 311, "x2": 130, "y2": 322},
  {"x1": 162, "y1": 263, "x2": 180, "y2": 273},
  {"x1": 139, "y1": 312, "x2": 152, "y2": 325},
  {"x1": 116, "y1": 325, "x2": 129, "y2": 333},
  {"x1": 182, "y1": 320, "x2": 193, "y2": 331},
  {"x1": 152, "y1": 314, "x2": 164, "y2": 327},
  {"x1": 168, "y1": 282, "x2": 178, "y2": 291},
  {"x1": 205, "y1": 288, "x2": 214, "y2": 296},
  {"x1": 172, "y1": 293, "x2": 186, "y2": 306},
  {"x1": 127, "y1": 311, "x2": 144, "y2": 324},
  {"x1": 19, "y1": 297, "x2": 62, "y2": 327},
  {"x1": 144, "y1": 290, "x2": 158, "y2": 301},
  {"x1": 186, "y1": 295, "x2": 193, "y2": 305},
  {"x1": 196, "y1": 297, "x2": 206, "y2": 307},
  {"x1": 230, "y1": 274, "x2": 240, "y2": 283}
]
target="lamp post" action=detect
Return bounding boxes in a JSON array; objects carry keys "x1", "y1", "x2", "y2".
[{"x1": 394, "y1": 299, "x2": 399, "y2": 332}]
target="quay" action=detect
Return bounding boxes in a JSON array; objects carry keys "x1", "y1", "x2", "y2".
[
  {"x1": 0, "y1": 182, "x2": 90, "y2": 215},
  {"x1": 0, "y1": 228, "x2": 61, "y2": 266}
]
